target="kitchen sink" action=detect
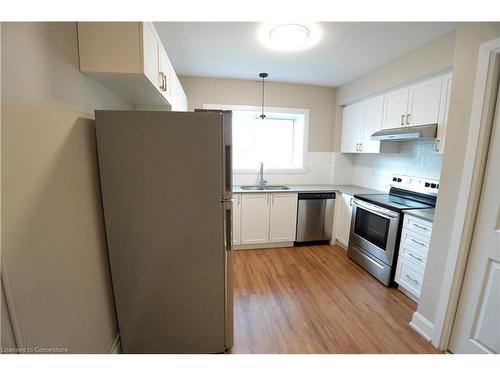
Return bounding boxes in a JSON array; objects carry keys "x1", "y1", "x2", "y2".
[
  {"x1": 240, "y1": 185, "x2": 266, "y2": 190},
  {"x1": 240, "y1": 185, "x2": 290, "y2": 191}
]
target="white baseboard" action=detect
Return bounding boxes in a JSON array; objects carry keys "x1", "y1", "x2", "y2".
[
  {"x1": 109, "y1": 334, "x2": 121, "y2": 354},
  {"x1": 233, "y1": 241, "x2": 293, "y2": 250},
  {"x1": 409, "y1": 311, "x2": 434, "y2": 342}
]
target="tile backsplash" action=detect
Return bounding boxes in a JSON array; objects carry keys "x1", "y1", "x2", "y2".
[
  {"x1": 351, "y1": 141, "x2": 443, "y2": 191},
  {"x1": 232, "y1": 141, "x2": 442, "y2": 190}
]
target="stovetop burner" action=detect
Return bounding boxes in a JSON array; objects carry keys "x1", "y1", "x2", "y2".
[
  {"x1": 354, "y1": 193, "x2": 434, "y2": 212},
  {"x1": 354, "y1": 174, "x2": 439, "y2": 212}
]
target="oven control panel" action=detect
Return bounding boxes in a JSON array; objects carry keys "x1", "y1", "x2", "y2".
[{"x1": 391, "y1": 175, "x2": 440, "y2": 195}]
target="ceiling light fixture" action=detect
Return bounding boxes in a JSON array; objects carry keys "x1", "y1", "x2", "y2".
[{"x1": 258, "y1": 23, "x2": 321, "y2": 51}]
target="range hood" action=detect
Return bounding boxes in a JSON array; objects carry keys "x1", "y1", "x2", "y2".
[{"x1": 371, "y1": 124, "x2": 437, "y2": 141}]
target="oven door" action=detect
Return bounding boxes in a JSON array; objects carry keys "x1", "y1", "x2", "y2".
[{"x1": 350, "y1": 199, "x2": 400, "y2": 266}]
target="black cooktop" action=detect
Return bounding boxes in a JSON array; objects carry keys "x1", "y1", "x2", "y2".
[{"x1": 354, "y1": 193, "x2": 434, "y2": 212}]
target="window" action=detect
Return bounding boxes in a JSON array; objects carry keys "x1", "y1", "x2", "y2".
[{"x1": 204, "y1": 105, "x2": 308, "y2": 172}]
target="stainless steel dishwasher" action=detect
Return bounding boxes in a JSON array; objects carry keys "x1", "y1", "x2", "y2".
[{"x1": 295, "y1": 192, "x2": 336, "y2": 243}]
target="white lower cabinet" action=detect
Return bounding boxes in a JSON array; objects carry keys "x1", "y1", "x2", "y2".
[
  {"x1": 333, "y1": 193, "x2": 353, "y2": 248},
  {"x1": 240, "y1": 194, "x2": 270, "y2": 245},
  {"x1": 269, "y1": 194, "x2": 298, "y2": 242},
  {"x1": 395, "y1": 214, "x2": 433, "y2": 301},
  {"x1": 232, "y1": 194, "x2": 241, "y2": 245},
  {"x1": 234, "y1": 193, "x2": 298, "y2": 249}
]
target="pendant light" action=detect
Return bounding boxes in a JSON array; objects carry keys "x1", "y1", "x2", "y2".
[{"x1": 259, "y1": 72, "x2": 268, "y2": 119}]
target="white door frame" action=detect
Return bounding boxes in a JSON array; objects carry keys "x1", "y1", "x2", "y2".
[{"x1": 432, "y1": 36, "x2": 500, "y2": 351}]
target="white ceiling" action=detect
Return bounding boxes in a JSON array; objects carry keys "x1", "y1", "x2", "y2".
[{"x1": 154, "y1": 22, "x2": 456, "y2": 87}]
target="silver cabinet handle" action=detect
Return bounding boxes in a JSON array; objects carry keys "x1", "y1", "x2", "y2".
[
  {"x1": 435, "y1": 139, "x2": 441, "y2": 152},
  {"x1": 401, "y1": 114, "x2": 405, "y2": 126},
  {"x1": 406, "y1": 113, "x2": 411, "y2": 125},
  {"x1": 409, "y1": 253, "x2": 423, "y2": 262},
  {"x1": 271, "y1": 194, "x2": 275, "y2": 205},
  {"x1": 412, "y1": 223, "x2": 429, "y2": 231},
  {"x1": 360, "y1": 143, "x2": 363, "y2": 152},
  {"x1": 266, "y1": 194, "x2": 270, "y2": 205},
  {"x1": 350, "y1": 197, "x2": 353, "y2": 207},
  {"x1": 405, "y1": 274, "x2": 419, "y2": 284},
  {"x1": 355, "y1": 143, "x2": 359, "y2": 151},
  {"x1": 158, "y1": 72, "x2": 164, "y2": 90},
  {"x1": 411, "y1": 238, "x2": 426, "y2": 247},
  {"x1": 163, "y1": 74, "x2": 168, "y2": 92}
]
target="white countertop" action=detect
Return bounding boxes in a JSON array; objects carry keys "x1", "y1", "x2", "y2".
[
  {"x1": 232, "y1": 184, "x2": 385, "y2": 196},
  {"x1": 402, "y1": 208, "x2": 435, "y2": 222}
]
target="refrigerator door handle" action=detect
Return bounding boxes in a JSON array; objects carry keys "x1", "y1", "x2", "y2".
[
  {"x1": 224, "y1": 144, "x2": 232, "y2": 196},
  {"x1": 223, "y1": 201, "x2": 232, "y2": 251}
]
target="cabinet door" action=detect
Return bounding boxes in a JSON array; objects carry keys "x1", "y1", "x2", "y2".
[
  {"x1": 341, "y1": 102, "x2": 364, "y2": 153},
  {"x1": 382, "y1": 87, "x2": 409, "y2": 129},
  {"x1": 142, "y1": 23, "x2": 160, "y2": 91},
  {"x1": 232, "y1": 194, "x2": 241, "y2": 246},
  {"x1": 241, "y1": 194, "x2": 270, "y2": 244},
  {"x1": 158, "y1": 46, "x2": 172, "y2": 102},
  {"x1": 335, "y1": 193, "x2": 353, "y2": 247},
  {"x1": 269, "y1": 194, "x2": 298, "y2": 242},
  {"x1": 407, "y1": 75, "x2": 443, "y2": 127},
  {"x1": 436, "y1": 73, "x2": 452, "y2": 154},
  {"x1": 360, "y1": 95, "x2": 384, "y2": 153}
]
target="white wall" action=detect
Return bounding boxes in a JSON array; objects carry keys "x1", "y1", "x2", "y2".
[
  {"x1": 417, "y1": 23, "x2": 500, "y2": 329},
  {"x1": 351, "y1": 142, "x2": 443, "y2": 192},
  {"x1": 1, "y1": 22, "x2": 132, "y2": 353},
  {"x1": 180, "y1": 76, "x2": 337, "y2": 153}
]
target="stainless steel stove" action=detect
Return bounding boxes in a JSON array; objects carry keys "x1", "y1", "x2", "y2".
[{"x1": 347, "y1": 175, "x2": 439, "y2": 286}]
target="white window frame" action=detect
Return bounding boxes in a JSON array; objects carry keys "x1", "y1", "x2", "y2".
[{"x1": 203, "y1": 104, "x2": 310, "y2": 173}]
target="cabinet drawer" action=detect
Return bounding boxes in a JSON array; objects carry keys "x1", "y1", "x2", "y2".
[
  {"x1": 395, "y1": 257, "x2": 425, "y2": 298},
  {"x1": 401, "y1": 228, "x2": 430, "y2": 253},
  {"x1": 403, "y1": 214, "x2": 433, "y2": 237},
  {"x1": 399, "y1": 241, "x2": 428, "y2": 269}
]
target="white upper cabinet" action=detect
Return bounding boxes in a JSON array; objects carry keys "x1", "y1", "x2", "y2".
[
  {"x1": 269, "y1": 194, "x2": 298, "y2": 242},
  {"x1": 142, "y1": 22, "x2": 161, "y2": 93},
  {"x1": 158, "y1": 44, "x2": 172, "y2": 102},
  {"x1": 341, "y1": 102, "x2": 364, "y2": 153},
  {"x1": 170, "y1": 72, "x2": 189, "y2": 112},
  {"x1": 77, "y1": 22, "x2": 187, "y2": 110},
  {"x1": 382, "y1": 87, "x2": 410, "y2": 129},
  {"x1": 342, "y1": 72, "x2": 452, "y2": 154},
  {"x1": 406, "y1": 75, "x2": 443, "y2": 127},
  {"x1": 341, "y1": 95, "x2": 389, "y2": 153},
  {"x1": 361, "y1": 96, "x2": 384, "y2": 153},
  {"x1": 436, "y1": 73, "x2": 452, "y2": 154}
]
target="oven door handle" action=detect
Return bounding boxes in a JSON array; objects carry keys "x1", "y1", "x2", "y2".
[{"x1": 353, "y1": 199, "x2": 399, "y2": 219}]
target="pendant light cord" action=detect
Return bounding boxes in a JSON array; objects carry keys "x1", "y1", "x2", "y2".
[{"x1": 259, "y1": 73, "x2": 268, "y2": 119}]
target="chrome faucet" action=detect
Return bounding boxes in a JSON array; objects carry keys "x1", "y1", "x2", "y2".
[{"x1": 258, "y1": 162, "x2": 267, "y2": 186}]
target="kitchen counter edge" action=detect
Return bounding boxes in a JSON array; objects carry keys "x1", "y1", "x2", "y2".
[{"x1": 232, "y1": 184, "x2": 385, "y2": 196}]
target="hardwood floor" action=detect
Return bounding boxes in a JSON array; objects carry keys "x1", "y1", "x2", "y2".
[{"x1": 230, "y1": 244, "x2": 441, "y2": 354}]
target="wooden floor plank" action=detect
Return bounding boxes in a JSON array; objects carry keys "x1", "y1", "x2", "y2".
[{"x1": 230, "y1": 244, "x2": 441, "y2": 354}]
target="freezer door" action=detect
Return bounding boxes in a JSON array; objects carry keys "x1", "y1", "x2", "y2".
[
  {"x1": 195, "y1": 109, "x2": 233, "y2": 200},
  {"x1": 222, "y1": 111, "x2": 233, "y2": 200},
  {"x1": 95, "y1": 110, "x2": 227, "y2": 353}
]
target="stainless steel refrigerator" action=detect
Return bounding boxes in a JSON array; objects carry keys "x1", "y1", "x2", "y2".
[{"x1": 95, "y1": 110, "x2": 233, "y2": 353}]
